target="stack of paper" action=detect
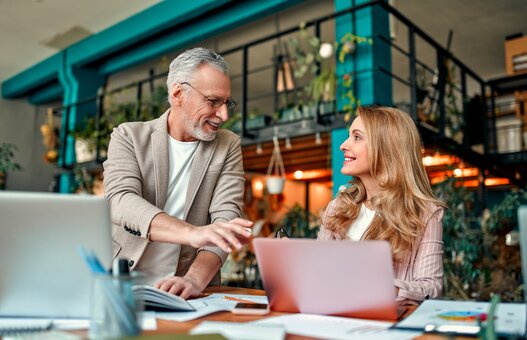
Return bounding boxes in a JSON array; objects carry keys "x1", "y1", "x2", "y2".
[
  {"x1": 191, "y1": 321, "x2": 285, "y2": 340},
  {"x1": 394, "y1": 299, "x2": 526, "y2": 337}
]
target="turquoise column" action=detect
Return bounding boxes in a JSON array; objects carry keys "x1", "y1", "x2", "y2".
[
  {"x1": 332, "y1": 0, "x2": 392, "y2": 196},
  {"x1": 58, "y1": 50, "x2": 105, "y2": 193}
]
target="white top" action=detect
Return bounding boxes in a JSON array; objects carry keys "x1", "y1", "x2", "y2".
[
  {"x1": 135, "y1": 137, "x2": 199, "y2": 284},
  {"x1": 346, "y1": 204, "x2": 376, "y2": 241}
]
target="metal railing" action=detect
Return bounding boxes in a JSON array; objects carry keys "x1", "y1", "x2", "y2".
[{"x1": 51, "y1": 0, "x2": 526, "y2": 186}]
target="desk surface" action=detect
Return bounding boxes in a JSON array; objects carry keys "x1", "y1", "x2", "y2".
[{"x1": 144, "y1": 286, "x2": 462, "y2": 340}]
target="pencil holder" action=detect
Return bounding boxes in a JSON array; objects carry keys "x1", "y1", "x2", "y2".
[{"x1": 89, "y1": 273, "x2": 144, "y2": 339}]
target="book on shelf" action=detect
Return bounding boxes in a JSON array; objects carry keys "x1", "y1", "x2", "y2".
[{"x1": 132, "y1": 285, "x2": 196, "y2": 312}]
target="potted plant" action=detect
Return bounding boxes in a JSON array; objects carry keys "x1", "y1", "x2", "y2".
[
  {"x1": 0, "y1": 142, "x2": 21, "y2": 190},
  {"x1": 287, "y1": 22, "x2": 372, "y2": 120},
  {"x1": 276, "y1": 203, "x2": 320, "y2": 239},
  {"x1": 266, "y1": 137, "x2": 286, "y2": 195},
  {"x1": 74, "y1": 85, "x2": 168, "y2": 163},
  {"x1": 435, "y1": 177, "x2": 526, "y2": 302}
]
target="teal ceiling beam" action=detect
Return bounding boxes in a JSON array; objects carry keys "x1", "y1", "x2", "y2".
[
  {"x1": 2, "y1": 53, "x2": 61, "y2": 99},
  {"x1": 28, "y1": 82, "x2": 63, "y2": 105},
  {"x1": 99, "y1": 0, "x2": 302, "y2": 75},
  {"x1": 67, "y1": 0, "x2": 232, "y2": 67},
  {"x1": 1, "y1": 0, "x2": 231, "y2": 100}
]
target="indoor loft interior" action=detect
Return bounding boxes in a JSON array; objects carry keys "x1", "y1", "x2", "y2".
[
  {"x1": 39, "y1": 1, "x2": 526, "y2": 206},
  {"x1": 1, "y1": 0, "x2": 527, "y2": 304}
]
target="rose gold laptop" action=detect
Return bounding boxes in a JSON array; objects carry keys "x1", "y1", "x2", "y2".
[{"x1": 253, "y1": 238, "x2": 398, "y2": 320}]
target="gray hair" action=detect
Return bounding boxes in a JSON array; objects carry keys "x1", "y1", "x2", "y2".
[{"x1": 166, "y1": 47, "x2": 229, "y2": 105}]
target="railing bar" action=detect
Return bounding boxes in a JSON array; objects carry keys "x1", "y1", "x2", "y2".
[{"x1": 408, "y1": 27, "x2": 417, "y2": 121}]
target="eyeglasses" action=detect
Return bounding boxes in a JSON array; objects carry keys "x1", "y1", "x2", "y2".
[
  {"x1": 180, "y1": 82, "x2": 236, "y2": 110},
  {"x1": 274, "y1": 227, "x2": 290, "y2": 239}
]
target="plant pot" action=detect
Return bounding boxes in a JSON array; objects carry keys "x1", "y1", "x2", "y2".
[
  {"x1": 319, "y1": 101, "x2": 334, "y2": 115},
  {"x1": 0, "y1": 172, "x2": 5, "y2": 190},
  {"x1": 75, "y1": 139, "x2": 97, "y2": 163},
  {"x1": 266, "y1": 176, "x2": 285, "y2": 194}
]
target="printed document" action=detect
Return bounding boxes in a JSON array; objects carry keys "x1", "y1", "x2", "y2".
[
  {"x1": 394, "y1": 299, "x2": 526, "y2": 337},
  {"x1": 253, "y1": 313, "x2": 421, "y2": 340}
]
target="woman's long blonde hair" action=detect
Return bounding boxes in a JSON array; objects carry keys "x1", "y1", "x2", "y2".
[{"x1": 323, "y1": 106, "x2": 445, "y2": 261}]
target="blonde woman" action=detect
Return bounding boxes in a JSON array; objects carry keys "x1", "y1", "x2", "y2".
[{"x1": 319, "y1": 106, "x2": 445, "y2": 305}]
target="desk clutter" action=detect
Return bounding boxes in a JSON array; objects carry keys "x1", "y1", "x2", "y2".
[{"x1": 394, "y1": 298, "x2": 527, "y2": 338}]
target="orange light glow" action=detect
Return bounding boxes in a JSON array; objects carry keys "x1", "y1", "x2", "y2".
[
  {"x1": 484, "y1": 178, "x2": 510, "y2": 186},
  {"x1": 422, "y1": 154, "x2": 457, "y2": 167},
  {"x1": 293, "y1": 170, "x2": 303, "y2": 179},
  {"x1": 423, "y1": 156, "x2": 433, "y2": 166},
  {"x1": 286, "y1": 169, "x2": 332, "y2": 181},
  {"x1": 254, "y1": 180, "x2": 264, "y2": 190},
  {"x1": 252, "y1": 178, "x2": 264, "y2": 198},
  {"x1": 431, "y1": 177, "x2": 510, "y2": 187}
]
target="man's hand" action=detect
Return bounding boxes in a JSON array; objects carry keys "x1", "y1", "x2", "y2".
[
  {"x1": 154, "y1": 275, "x2": 202, "y2": 299},
  {"x1": 188, "y1": 218, "x2": 253, "y2": 253}
]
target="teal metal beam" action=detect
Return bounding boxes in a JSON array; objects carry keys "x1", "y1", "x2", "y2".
[
  {"x1": 99, "y1": 0, "x2": 302, "y2": 75},
  {"x1": 2, "y1": 53, "x2": 61, "y2": 99},
  {"x1": 28, "y1": 82, "x2": 62, "y2": 105},
  {"x1": 2, "y1": 0, "x2": 231, "y2": 100},
  {"x1": 2, "y1": 0, "x2": 300, "y2": 101},
  {"x1": 67, "y1": 0, "x2": 232, "y2": 67}
]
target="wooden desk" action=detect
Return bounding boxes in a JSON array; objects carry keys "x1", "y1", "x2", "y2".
[{"x1": 143, "y1": 286, "x2": 461, "y2": 340}]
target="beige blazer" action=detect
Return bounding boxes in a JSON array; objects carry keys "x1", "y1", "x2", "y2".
[{"x1": 103, "y1": 110, "x2": 245, "y2": 285}]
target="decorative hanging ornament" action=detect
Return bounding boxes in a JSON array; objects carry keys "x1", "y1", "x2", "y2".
[
  {"x1": 265, "y1": 136, "x2": 286, "y2": 194},
  {"x1": 319, "y1": 42, "x2": 334, "y2": 59}
]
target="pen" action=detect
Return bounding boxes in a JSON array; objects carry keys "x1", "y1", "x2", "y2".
[{"x1": 223, "y1": 296, "x2": 260, "y2": 304}]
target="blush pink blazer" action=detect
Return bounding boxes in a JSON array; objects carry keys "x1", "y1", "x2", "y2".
[{"x1": 318, "y1": 201, "x2": 444, "y2": 305}]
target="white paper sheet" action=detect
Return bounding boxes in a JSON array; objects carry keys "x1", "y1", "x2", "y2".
[
  {"x1": 204, "y1": 293, "x2": 268, "y2": 305},
  {"x1": 253, "y1": 313, "x2": 421, "y2": 340},
  {"x1": 0, "y1": 312, "x2": 156, "y2": 332},
  {"x1": 191, "y1": 321, "x2": 285, "y2": 340},
  {"x1": 156, "y1": 293, "x2": 268, "y2": 322},
  {"x1": 394, "y1": 299, "x2": 526, "y2": 337}
]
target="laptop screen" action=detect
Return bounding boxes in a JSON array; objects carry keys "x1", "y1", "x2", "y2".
[
  {"x1": 253, "y1": 238, "x2": 398, "y2": 320},
  {"x1": 518, "y1": 205, "x2": 527, "y2": 301},
  {"x1": 0, "y1": 191, "x2": 113, "y2": 318}
]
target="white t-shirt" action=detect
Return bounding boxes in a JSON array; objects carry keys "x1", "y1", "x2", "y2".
[
  {"x1": 346, "y1": 204, "x2": 376, "y2": 241},
  {"x1": 135, "y1": 137, "x2": 199, "y2": 284}
]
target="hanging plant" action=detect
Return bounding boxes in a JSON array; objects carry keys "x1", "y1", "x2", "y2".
[
  {"x1": 74, "y1": 85, "x2": 168, "y2": 162},
  {"x1": 0, "y1": 142, "x2": 22, "y2": 190},
  {"x1": 341, "y1": 73, "x2": 359, "y2": 122},
  {"x1": 338, "y1": 32, "x2": 373, "y2": 63},
  {"x1": 266, "y1": 136, "x2": 286, "y2": 195},
  {"x1": 287, "y1": 22, "x2": 372, "y2": 119}
]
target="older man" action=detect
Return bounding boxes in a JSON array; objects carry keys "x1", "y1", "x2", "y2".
[{"x1": 103, "y1": 47, "x2": 252, "y2": 298}]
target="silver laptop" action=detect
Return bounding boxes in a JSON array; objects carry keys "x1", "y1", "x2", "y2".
[
  {"x1": 253, "y1": 238, "x2": 398, "y2": 320},
  {"x1": 519, "y1": 205, "x2": 527, "y2": 301},
  {"x1": 0, "y1": 191, "x2": 113, "y2": 318}
]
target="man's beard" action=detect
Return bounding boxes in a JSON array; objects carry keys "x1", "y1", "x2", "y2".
[{"x1": 183, "y1": 113, "x2": 217, "y2": 141}]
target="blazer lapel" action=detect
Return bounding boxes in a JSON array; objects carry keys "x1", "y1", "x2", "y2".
[
  {"x1": 152, "y1": 110, "x2": 170, "y2": 209},
  {"x1": 183, "y1": 138, "x2": 218, "y2": 219}
]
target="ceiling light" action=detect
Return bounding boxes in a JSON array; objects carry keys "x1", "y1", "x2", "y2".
[
  {"x1": 423, "y1": 156, "x2": 433, "y2": 166},
  {"x1": 294, "y1": 170, "x2": 303, "y2": 179}
]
